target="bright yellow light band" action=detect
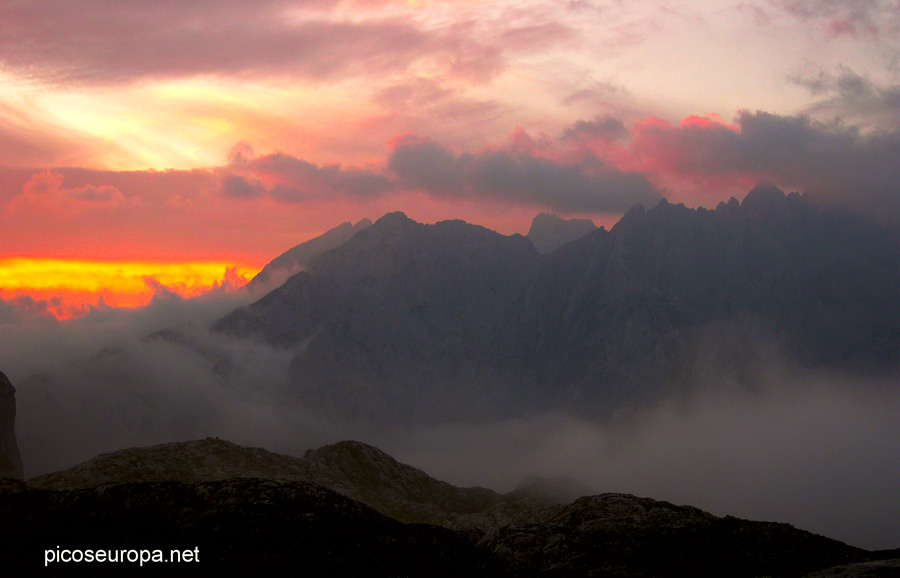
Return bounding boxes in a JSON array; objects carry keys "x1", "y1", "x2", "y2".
[
  {"x1": 0, "y1": 258, "x2": 257, "y2": 293},
  {"x1": 0, "y1": 258, "x2": 260, "y2": 317}
]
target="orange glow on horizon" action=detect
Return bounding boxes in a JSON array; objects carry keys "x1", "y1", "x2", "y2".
[{"x1": 0, "y1": 258, "x2": 260, "y2": 319}]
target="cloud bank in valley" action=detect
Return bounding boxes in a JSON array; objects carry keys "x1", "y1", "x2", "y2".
[{"x1": 1, "y1": 285, "x2": 897, "y2": 552}]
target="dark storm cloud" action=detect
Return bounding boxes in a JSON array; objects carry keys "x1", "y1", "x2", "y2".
[
  {"x1": 468, "y1": 149, "x2": 660, "y2": 212},
  {"x1": 387, "y1": 135, "x2": 662, "y2": 213},
  {"x1": 386, "y1": 137, "x2": 464, "y2": 194},
  {"x1": 724, "y1": 111, "x2": 900, "y2": 217},
  {"x1": 561, "y1": 115, "x2": 629, "y2": 142},
  {"x1": 633, "y1": 110, "x2": 900, "y2": 220},
  {"x1": 248, "y1": 153, "x2": 393, "y2": 200},
  {"x1": 216, "y1": 131, "x2": 664, "y2": 213},
  {"x1": 219, "y1": 174, "x2": 266, "y2": 199}
]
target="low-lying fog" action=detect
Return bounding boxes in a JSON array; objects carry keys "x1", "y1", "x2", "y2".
[{"x1": 2, "y1": 291, "x2": 897, "y2": 551}]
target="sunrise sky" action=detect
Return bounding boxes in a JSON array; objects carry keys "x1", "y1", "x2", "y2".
[{"x1": 2, "y1": 0, "x2": 900, "y2": 314}]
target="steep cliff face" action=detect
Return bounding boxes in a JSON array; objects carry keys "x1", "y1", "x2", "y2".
[{"x1": 0, "y1": 371, "x2": 23, "y2": 480}]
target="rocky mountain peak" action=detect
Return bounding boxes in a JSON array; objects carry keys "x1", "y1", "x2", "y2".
[
  {"x1": 741, "y1": 182, "x2": 792, "y2": 216},
  {"x1": 526, "y1": 213, "x2": 598, "y2": 254},
  {"x1": 0, "y1": 371, "x2": 23, "y2": 480},
  {"x1": 244, "y1": 217, "x2": 372, "y2": 293}
]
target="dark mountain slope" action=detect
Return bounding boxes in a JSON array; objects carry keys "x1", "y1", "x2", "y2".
[
  {"x1": 243, "y1": 218, "x2": 372, "y2": 293},
  {"x1": 216, "y1": 187, "x2": 900, "y2": 421},
  {"x1": 217, "y1": 213, "x2": 541, "y2": 421},
  {"x1": 509, "y1": 186, "x2": 900, "y2": 412}
]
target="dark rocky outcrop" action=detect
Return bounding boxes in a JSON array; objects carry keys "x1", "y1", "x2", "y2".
[
  {"x1": 0, "y1": 371, "x2": 23, "y2": 480},
  {"x1": 6, "y1": 438, "x2": 894, "y2": 576},
  {"x1": 0, "y1": 478, "x2": 499, "y2": 576},
  {"x1": 483, "y1": 494, "x2": 868, "y2": 578},
  {"x1": 28, "y1": 439, "x2": 547, "y2": 533},
  {"x1": 27, "y1": 438, "x2": 308, "y2": 489}
]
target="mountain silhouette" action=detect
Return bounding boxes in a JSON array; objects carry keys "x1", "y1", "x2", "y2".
[
  {"x1": 216, "y1": 186, "x2": 900, "y2": 421},
  {"x1": 243, "y1": 218, "x2": 372, "y2": 294}
]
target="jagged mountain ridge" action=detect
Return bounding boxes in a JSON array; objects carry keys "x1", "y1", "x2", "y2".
[
  {"x1": 218, "y1": 214, "x2": 541, "y2": 420},
  {"x1": 215, "y1": 186, "x2": 900, "y2": 421},
  {"x1": 6, "y1": 438, "x2": 895, "y2": 577},
  {"x1": 243, "y1": 218, "x2": 372, "y2": 293},
  {"x1": 504, "y1": 186, "x2": 900, "y2": 409}
]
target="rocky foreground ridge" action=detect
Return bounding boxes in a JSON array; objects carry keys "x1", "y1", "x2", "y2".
[{"x1": 5, "y1": 438, "x2": 898, "y2": 576}]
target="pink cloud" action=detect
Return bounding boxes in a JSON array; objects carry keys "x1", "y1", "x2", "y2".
[
  {"x1": 4, "y1": 105, "x2": 900, "y2": 269},
  {"x1": 0, "y1": 1, "x2": 516, "y2": 87},
  {"x1": 14, "y1": 170, "x2": 129, "y2": 215}
]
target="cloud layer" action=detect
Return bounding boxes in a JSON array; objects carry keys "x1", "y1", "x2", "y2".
[{"x1": 1, "y1": 292, "x2": 897, "y2": 551}]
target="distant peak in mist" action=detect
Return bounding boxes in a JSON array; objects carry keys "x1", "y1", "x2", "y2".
[{"x1": 526, "y1": 213, "x2": 598, "y2": 254}]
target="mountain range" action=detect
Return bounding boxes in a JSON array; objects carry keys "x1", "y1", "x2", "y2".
[
  {"x1": 5, "y1": 438, "x2": 898, "y2": 576},
  {"x1": 215, "y1": 185, "x2": 900, "y2": 422}
]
